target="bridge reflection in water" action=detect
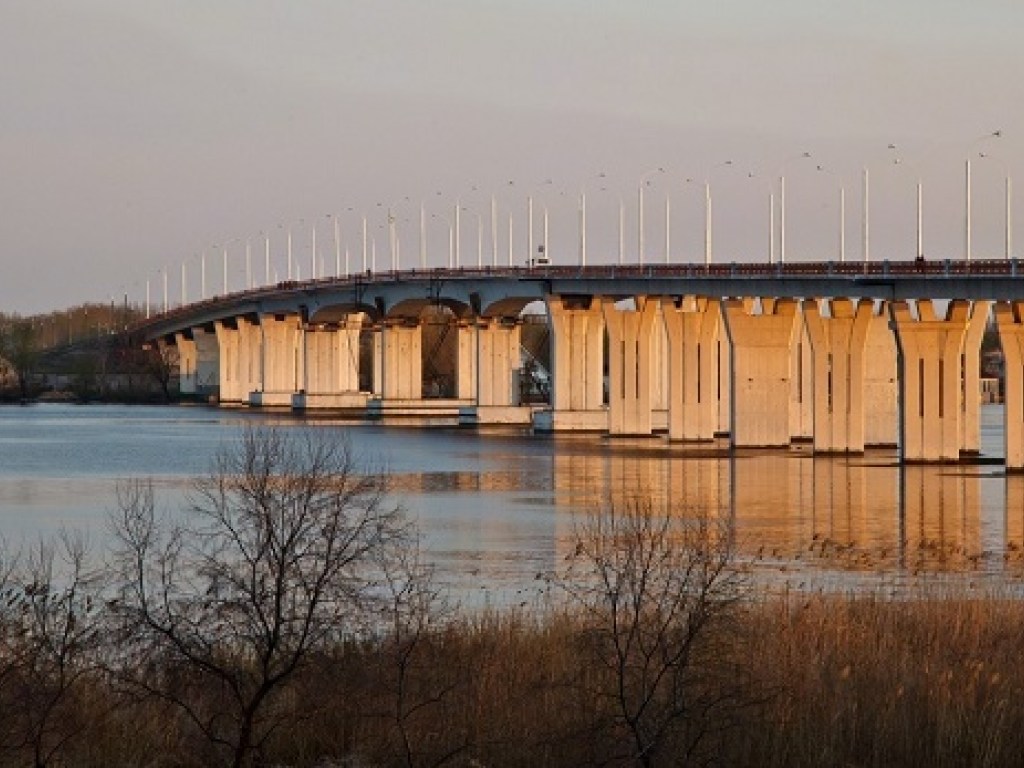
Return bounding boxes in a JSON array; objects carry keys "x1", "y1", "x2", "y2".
[{"x1": 533, "y1": 430, "x2": 1023, "y2": 583}]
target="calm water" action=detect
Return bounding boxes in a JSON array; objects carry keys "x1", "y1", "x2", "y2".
[{"x1": 0, "y1": 403, "x2": 1021, "y2": 599}]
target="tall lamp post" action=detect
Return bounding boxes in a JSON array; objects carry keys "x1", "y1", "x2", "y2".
[
  {"x1": 683, "y1": 176, "x2": 712, "y2": 266},
  {"x1": 512, "y1": 179, "x2": 553, "y2": 267},
  {"x1": 597, "y1": 172, "x2": 626, "y2": 265},
  {"x1": 977, "y1": 151, "x2": 1013, "y2": 260},
  {"x1": 778, "y1": 152, "x2": 812, "y2": 264},
  {"x1": 965, "y1": 130, "x2": 1003, "y2": 262}
]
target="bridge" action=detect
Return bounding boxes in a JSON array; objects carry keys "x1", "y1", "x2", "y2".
[{"x1": 133, "y1": 258, "x2": 1024, "y2": 470}]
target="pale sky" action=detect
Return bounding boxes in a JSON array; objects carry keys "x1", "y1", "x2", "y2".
[{"x1": 2, "y1": 1, "x2": 1022, "y2": 314}]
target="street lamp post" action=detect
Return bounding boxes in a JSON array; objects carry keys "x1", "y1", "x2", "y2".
[
  {"x1": 778, "y1": 152, "x2": 812, "y2": 264},
  {"x1": 965, "y1": 158, "x2": 972, "y2": 262},
  {"x1": 964, "y1": 131, "x2": 1002, "y2": 262},
  {"x1": 683, "y1": 161, "x2": 734, "y2": 267},
  {"x1": 681, "y1": 177, "x2": 714, "y2": 267},
  {"x1": 245, "y1": 238, "x2": 252, "y2": 289},
  {"x1": 491, "y1": 195, "x2": 499, "y2": 267},
  {"x1": 513, "y1": 179, "x2": 553, "y2": 267},
  {"x1": 361, "y1": 216, "x2": 368, "y2": 273},
  {"x1": 578, "y1": 191, "x2": 586, "y2": 267}
]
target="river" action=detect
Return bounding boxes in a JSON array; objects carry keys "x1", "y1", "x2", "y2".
[{"x1": 0, "y1": 403, "x2": 1021, "y2": 600}]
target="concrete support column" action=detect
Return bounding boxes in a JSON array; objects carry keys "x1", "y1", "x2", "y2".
[
  {"x1": 380, "y1": 322, "x2": 423, "y2": 400},
  {"x1": 371, "y1": 326, "x2": 383, "y2": 396},
  {"x1": 650, "y1": 309, "x2": 670, "y2": 429},
  {"x1": 192, "y1": 327, "x2": 220, "y2": 396},
  {"x1": 961, "y1": 301, "x2": 991, "y2": 455},
  {"x1": 337, "y1": 314, "x2": 364, "y2": 393},
  {"x1": 259, "y1": 314, "x2": 302, "y2": 396},
  {"x1": 889, "y1": 300, "x2": 971, "y2": 462},
  {"x1": 173, "y1": 332, "x2": 198, "y2": 395},
  {"x1": 717, "y1": 326, "x2": 731, "y2": 436},
  {"x1": 476, "y1": 319, "x2": 522, "y2": 407},
  {"x1": 214, "y1": 320, "x2": 243, "y2": 403},
  {"x1": 791, "y1": 315, "x2": 814, "y2": 442},
  {"x1": 995, "y1": 301, "x2": 1024, "y2": 470},
  {"x1": 803, "y1": 298, "x2": 873, "y2": 453},
  {"x1": 660, "y1": 296, "x2": 721, "y2": 441},
  {"x1": 455, "y1": 322, "x2": 476, "y2": 400},
  {"x1": 291, "y1": 315, "x2": 366, "y2": 409},
  {"x1": 541, "y1": 295, "x2": 605, "y2": 430},
  {"x1": 305, "y1": 319, "x2": 359, "y2": 394},
  {"x1": 302, "y1": 326, "x2": 333, "y2": 393},
  {"x1": 238, "y1": 318, "x2": 260, "y2": 402},
  {"x1": 722, "y1": 298, "x2": 800, "y2": 448},
  {"x1": 864, "y1": 305, "x2": 899, "y2": 447},
  {"x1": 602, "y1": 297, "x2": 659, "y2": 436}
]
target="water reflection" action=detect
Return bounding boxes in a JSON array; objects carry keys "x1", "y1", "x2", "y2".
[
  {"x1": 1, "y1": 404, "x2": 1022, "y2": 598},
  {"x1": 536, "y1": 435, "x2": 1020, "y2": 585}
]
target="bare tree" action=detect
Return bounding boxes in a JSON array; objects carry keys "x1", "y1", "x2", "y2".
[
  {"x1": 0, "y1": 532, "x2": 103, "y2": 768},
  {"x1": 109, "y1": 426, "x2": 411, "y2": 768},
  {"x1": 139, "y1": 341, "x2": 178, "y2": 401},
  {"x1": 0, "y1": 317, "x2": 39, "y2": 399},
  {"x1": 559, "y1": 501, "x2": 748, "y2": 768},
  {"x1": 373, "y1": 540, "x2": 466, "y2": 768}
]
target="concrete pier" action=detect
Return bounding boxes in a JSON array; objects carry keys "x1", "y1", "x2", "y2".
[
  {"x1": 722, "y1": 298, "x2": 799, "y2": 448},
  {"x1": 461, "y1": 317, "x2": 533, "y2": 425},
  {"x1": 602, "y1": 297, "x2": 659, "y2": 436},
  {"x1": 790, "y1": 313, "x2": 814, "y2": 443},
  {"x1": 174, "y1": 331, "x2": 198, "y2": 395},
  {"x1": 214, "y1": 318, "x2": 259, "y2": 404},
  {"x1": 961, "y1": 301, "x2": 991, "y2": 455},
  {"x1": 253, "y1": 314, "x2": 302, "y2": 407},
  {"x1": 890, "y1": 300, "x2": 975, "y2": 462},
  {"x1": 803, "y1": 298, "x2": 872, "y2": 453},
  {"x1": 661, "y1": 296, "x2": 721, "y2": 441},
  {"x1": 995, "y1": 301, "x2": 1024, "y2": 471},
  {"x1": 863, "y1": 306, "x2": 899, "y2": 447},
  {"x1": 538, "y1": 295, "x2": 606, "y2": 431},
  {"x1": 293, "y1": 315, "x2": 367, "y2": 410},
  {"x1": 379, "y1": 322, "x2": 423, "y2": 401}
]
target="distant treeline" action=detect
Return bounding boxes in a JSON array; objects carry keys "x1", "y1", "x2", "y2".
[{"x1": 0, "y1": 303, "x2": 175, "y2": 402}]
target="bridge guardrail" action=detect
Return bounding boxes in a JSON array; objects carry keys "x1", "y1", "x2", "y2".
[{"x1": 131, "y1": 257, "x2": 1022, "y2": 336}]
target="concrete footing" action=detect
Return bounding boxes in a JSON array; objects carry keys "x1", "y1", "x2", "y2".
[{"x1": 291, "y1": 391, "x2": 370, "y2": 411}]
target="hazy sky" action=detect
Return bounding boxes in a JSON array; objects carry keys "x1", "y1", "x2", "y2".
[{"x1": 2, "y1": 0, "x2": 1022, "y2": 314}]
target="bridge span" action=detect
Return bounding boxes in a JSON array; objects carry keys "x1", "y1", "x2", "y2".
[{"x1": 133, "y1": 259, "x2": 1024, "y2": 470}]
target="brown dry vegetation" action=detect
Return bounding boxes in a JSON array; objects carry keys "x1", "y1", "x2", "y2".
[{"x1": 4, "y1": 588, "x2": 1024, "y2": 766}]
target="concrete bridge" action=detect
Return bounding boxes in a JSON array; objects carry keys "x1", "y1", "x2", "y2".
[{"x1": 133, "y1": 258, "x2": 1024, "y2": 470}]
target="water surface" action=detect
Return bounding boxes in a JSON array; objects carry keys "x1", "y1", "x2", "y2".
[{"x1": 1, "y1": 403, "x2": 1020, "y2": 600}]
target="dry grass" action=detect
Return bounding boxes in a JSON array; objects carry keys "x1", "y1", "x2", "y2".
[{"x1": 5, "y1": 589, "x2": 1024, "y2": 766}]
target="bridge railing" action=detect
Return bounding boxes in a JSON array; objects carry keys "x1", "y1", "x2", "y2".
[{"x1": 133, "y1": 257, "x2": 1021, "y2": 334}]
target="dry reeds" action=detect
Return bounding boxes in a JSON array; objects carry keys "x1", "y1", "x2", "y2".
[{"x1": 5, "y1": 588, "x2": 1024, "y2": 766}]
